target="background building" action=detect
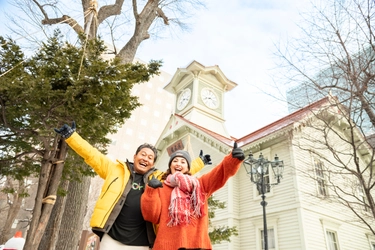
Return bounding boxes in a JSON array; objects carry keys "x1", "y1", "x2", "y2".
[
  {"x1": 285, "y1": 49, "x2": 375, "y2": 136},
  {"x1": 83, "y1": 59, "x2": 175, "y2": 229}
]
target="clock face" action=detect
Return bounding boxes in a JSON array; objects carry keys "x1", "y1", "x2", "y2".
[
  {"x1": 201, "y1": 88, "x2": 219, "y2": 109},
  {"x1": 177, "y1": 88, "x2": 191, "y2": 110}
]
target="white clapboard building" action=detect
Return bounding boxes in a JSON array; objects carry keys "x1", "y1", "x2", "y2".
[{"x1": 102, "y1": 60, "x2": 375, "y2": 250}]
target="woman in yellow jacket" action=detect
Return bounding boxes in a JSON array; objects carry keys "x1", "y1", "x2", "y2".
[{"x1": 55, "y1": 121, "x2": 211, "y2": 250}]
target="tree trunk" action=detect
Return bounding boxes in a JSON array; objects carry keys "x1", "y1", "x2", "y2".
[
  {"x1": 37, "y1": 171, "x2": 91, "y2": 250},
  {"x1": 55, "y1": 175, "x2": 91, "y2": 250},
  {"x1": 24, "y1": 138, "x2": 68, "y2": 250},
  {"x1": 38, "y1": 180, "x2": 69, "y2": 250},
  {"x1": 0, "y1": 179, "x2": 24, "y2": 244}
]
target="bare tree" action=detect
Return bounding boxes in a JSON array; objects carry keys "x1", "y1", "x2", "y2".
[
  {"x1": 10, "y1": 0, "x2": 205, "y2": 63},
  {"x1": 291, "y1": 96, "x2": 375, "y2": 234},
  {"x1": 274, "y1": 0, "x2": 375, "y2": 234},
  {"x1": 0, "y1": 177, "x2": 29, "y2": 244}
]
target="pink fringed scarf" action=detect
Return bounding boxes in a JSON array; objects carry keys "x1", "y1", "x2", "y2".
[{"x1": 164, "y1": 172, "x2": 205, "y2": 227}]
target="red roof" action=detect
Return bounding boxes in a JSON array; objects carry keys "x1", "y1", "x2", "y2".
[
  {"x1": 237, "y1": 97, "x2": 330, "y2": 146},
  {"x1": 174, "y1": 96, "x2": 331, "y2": 147}
]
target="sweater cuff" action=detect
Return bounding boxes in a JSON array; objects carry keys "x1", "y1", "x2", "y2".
[
  {"x1": 144, "y1": 185, "x2": 159, "y2": 196},
  {"x1": 223, "y1": 154, "x2": 243, "y2": 173},
  {"x1": 225, "y1": 153, "x2": 243, "y2": 164}
]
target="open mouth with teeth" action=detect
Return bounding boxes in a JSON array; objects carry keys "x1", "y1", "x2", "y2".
[{"x1": 138, "y1": 160, "x2": 149, "y2": 168}]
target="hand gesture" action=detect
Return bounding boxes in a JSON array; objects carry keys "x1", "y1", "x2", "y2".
[
  {"x1": 199, "y1": 150, "x2": 212, "y2": 165},
  {"x1": 232, "y1": 142, "x2": 245, "y2": 160},
  {"x1": 148, "y1": 176, "x2": 163, "y2": 189},
  {"x1": 54, "y1": 121, "x2": 76, "y2": 139}
]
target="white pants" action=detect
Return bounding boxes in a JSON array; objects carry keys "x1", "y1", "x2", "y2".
[{"x1": 100, "y1": 233, "x2": 151, "y2": 250}]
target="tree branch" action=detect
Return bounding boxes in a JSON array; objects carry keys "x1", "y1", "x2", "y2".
[{"x1": 97, "y1": 0, "x2": 125, "y2": 24}]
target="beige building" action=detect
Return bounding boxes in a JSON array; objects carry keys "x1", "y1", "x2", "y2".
[
  {"x1": 104, "y1": 58, "x2": 175, "y2": 161},
  {"x1": 83, "y1": 59, "x2": 175, "y2": 229}
]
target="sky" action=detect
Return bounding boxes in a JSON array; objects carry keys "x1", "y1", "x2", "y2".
[
  {"x1": 0, "y1": 0, "x2": 310, "y2": 138},
  {"x1": 136, "y1": 0, "x2": 310, "y2": 138}
]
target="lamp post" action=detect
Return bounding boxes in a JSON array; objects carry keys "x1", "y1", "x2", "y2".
[{"x1": 243, "y1": 152, "x2": 284, "y2": 250}]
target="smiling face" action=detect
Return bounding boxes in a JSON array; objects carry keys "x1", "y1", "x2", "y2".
[
  {"x1": 170, "y1": 156, "x2": 190, "y2": 175},
  {"x1": 133, "y1": 147, "x2": 155, "y2": 174}
]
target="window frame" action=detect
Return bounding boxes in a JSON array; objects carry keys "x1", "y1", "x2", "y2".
[
  {"x1": 366, "y1": 233, "x2": 375, "y2": 250},
  {"x1": 320, "y1": 218, "x2": 341, "y2": 250},
  {"x1": 357, "y1": 182, "x2": 369, "y2": 212},
  {"x1": 254, "y1": 217, "x2": 279, "y2": 250},
  {"x1": 261, "y1": 228, "x2": 276, "y2": 250},
  {"x1": 313, "y1": 158, "x2": 328, "y2": 197},
  {"x1": 326, "y1": 230, "x2": 339, "y2": 250}
]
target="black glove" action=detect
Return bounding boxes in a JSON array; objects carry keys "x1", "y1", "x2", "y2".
[
  {"x1": 54, "y1": 121, "x2": 76, "y2": 139},
  {"x1": 232, "y1": 142, "x2": 245, "y2": 160},
  {"x1": 199, "y1": 150, "x2": 212, "y2": 165},
  {"x1": 148, "y1": 176, "x2": 163, "y2": 189}
]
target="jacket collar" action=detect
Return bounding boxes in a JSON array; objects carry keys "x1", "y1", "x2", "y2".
[{"x1": 125, "y1": 159, "x2": 157, "y2": 182}]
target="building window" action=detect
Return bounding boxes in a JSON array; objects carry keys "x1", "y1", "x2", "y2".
[
  {"x1": 126, "y1": 128, "x2": 133, "y2": 135},
  {"x1": 326, "y1": 230, "x2": 339, "y2": 250},
  {"x1": 11, "y1": 219, "x2": 18, "y2": 229},
  {"x1": 255, "y1": 218, "x2": 279, "y2": 250},
  {"x1": 321, "y1": 219, "x2": 341, "y2": 250},
  {"x1": 143, "y1": 106, "x2": 150, "y2": 113},
  {"x1": 261, "y1": 228, "x2": 275, "y2": 250},
  {"x1": 314, "y1": 158, "x2": 328, "y2": 196},
  {"x1": 251, "y1": 150, "x2": 276, "y2": 199},
  {"x1": 138, "y1": 132, "x2": 145, "y2": 140},
  {"x1": 357, "y1": 183, "x2": 369, "y2": 212},
  {"x1": 257, "y1": 166, "x2": 271, "y2": 195},
  {"x1": 122, "y1": 143, "x2": 130, "y2": 151},
  {"x1": 152, "y1": 123, "x2": 159, "y2": 131}
]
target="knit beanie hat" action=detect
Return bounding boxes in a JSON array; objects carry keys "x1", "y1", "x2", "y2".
[{"x1": 168, "y1": 150, "x2": 191, "y2": 169}]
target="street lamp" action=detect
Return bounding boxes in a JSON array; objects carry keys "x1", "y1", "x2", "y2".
[{"x1": 243, "y1": 152, "x2": 284, "y2": 250}]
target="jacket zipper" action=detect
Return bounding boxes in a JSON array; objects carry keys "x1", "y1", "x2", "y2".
[{"x1": 101, "y1": 177, "x2": 118, "y2": 199}]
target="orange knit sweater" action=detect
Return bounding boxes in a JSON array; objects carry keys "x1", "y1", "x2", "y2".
[{"x1": 141, "y1": 154, "x2": 242, "y2": 250}]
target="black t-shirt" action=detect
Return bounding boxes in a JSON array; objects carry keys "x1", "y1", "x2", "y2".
[{"x1": 108, "y1": 173, "x2": 149, "y2": 246}]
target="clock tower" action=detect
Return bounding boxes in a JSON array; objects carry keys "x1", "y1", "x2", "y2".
[{"x1": 164, "y1": 61, "x2": 237, "y2": 137}]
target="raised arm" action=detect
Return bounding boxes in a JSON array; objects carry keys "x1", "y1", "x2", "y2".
[
  {"x1": 190, "y1": 150, "x2": 212, "y2": 175},
  {"x1": 199, "y1": 142, "x2": 245, "y2": 195},
  {"x1": 54, "y1": 121, "x2": 113, "y2": 178}
]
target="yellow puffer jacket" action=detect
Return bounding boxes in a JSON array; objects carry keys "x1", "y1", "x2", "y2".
[{"x1": 65, "y1": 132, "x2": 204, "y2": 230}]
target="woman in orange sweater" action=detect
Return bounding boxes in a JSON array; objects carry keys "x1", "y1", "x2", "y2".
[{"x1": 141, "y1": 143, "x2": 245, "y2": 250}]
